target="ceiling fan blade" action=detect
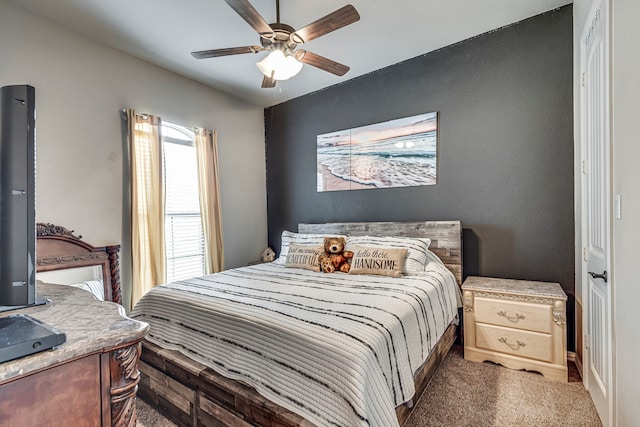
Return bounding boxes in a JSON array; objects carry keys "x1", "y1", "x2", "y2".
[
  {"x1": 261, "y1": 74, "x2": 277, "y2": 88},
  {"x1": 191, "y1": 46, "x2": 263, "y2": 59},
  {"x1": 295, "y1": 50, "x2": 349, "y2": 76},
  {"x1": 290, "y1": 5, "x2": 360, "y2": 44},
  {"x1": 224, "y1": 0, "x2": 274, "y2": 37}
]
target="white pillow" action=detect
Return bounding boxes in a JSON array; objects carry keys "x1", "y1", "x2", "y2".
[
  {"x1": 66, "y1": 280, "x2": 105, "y2": 301},
  {"x1": 275, "y1": 230, "x2": 347, "y2": 265},
  {"x1": 423, "y1": 248, "x2": 445, "y2": 269},
  {"x1": 345, "y1": 235, "x2": 432, "y2": 275}
]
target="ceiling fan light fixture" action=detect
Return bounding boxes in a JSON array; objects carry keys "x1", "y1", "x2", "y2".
[{"x1": 256, "y1": 50, "x2": 303, "y2": 81}]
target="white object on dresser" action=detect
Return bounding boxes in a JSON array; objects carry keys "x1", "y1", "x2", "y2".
[{"x1": 462, "y1": 276, "x2": 568, "y2": 382}]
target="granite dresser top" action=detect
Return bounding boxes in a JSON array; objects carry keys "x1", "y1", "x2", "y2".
[
  {"x1": 0, "y1": 282, "x2": 149, "y2": 384},
  {"x1": 462, "y1": 276, "x2": 567, "y2": 300}
]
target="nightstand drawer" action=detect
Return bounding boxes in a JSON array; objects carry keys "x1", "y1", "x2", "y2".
[
  {"x1": 475, "y1": 323, "x2": 553, "y2": 362},
  {"x1": 474, "y1": 297, "x2": 552, "y2": 333}
]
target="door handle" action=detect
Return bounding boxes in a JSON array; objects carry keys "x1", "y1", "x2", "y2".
[{"x1": 588, "y1": 270, "x2": 608, "y2": 283}]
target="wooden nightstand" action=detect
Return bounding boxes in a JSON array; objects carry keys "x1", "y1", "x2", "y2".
[{"x1": 462, "y1": 276, "x2": 568, "y2": 382}]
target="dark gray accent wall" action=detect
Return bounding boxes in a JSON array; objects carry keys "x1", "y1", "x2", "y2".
[{"x1": 265, "y1": 6, "x2": 574, "y2": 349}]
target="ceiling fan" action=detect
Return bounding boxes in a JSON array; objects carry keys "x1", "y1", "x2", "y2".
[{"x1": 191, "y1": 0, "x2": 360, "y2": 88}]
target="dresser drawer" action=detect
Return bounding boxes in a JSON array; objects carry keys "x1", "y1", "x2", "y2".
[
  {"x1": 474, "y1": 297, "x2": 552, "y2": 333},
  {"x1": 475, "y1": 323, "x2": 553, "y2": 362}
]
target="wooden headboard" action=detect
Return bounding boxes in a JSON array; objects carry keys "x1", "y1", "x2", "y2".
[
  {"x1": 298, "y1": 221, "x2": 463, "y2": 285},
  {"x1": 36, "y1": 223, "x2": 122, "y2": 304}
]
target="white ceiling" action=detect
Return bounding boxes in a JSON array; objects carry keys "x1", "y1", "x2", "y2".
[{"x1": 7, "y1": 0, "x2": 572, "y2": 107}]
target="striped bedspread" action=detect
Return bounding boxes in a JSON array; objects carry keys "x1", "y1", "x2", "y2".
[{"x1": 131, "y1": 261, "x2": 460, "y2": 427}]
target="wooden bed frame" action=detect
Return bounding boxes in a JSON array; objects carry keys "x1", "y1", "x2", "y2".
[
  {"x1": 138, "y1": 220, "x2": 463, "y2": 426},
  {"x1": 36, "y1": 222, "x2": 122, "y2": 304}
]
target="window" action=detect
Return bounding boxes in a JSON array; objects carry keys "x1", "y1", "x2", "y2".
[{"x1": 162, "y1": 122, "x2": 205, "y2": 282}]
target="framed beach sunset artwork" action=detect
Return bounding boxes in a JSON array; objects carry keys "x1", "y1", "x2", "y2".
[{"x1": 316, "y1": 111, "x2": 438, "y2": 192}]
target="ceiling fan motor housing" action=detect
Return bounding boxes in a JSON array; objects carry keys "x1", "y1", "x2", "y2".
[{"x1": 260, "y1": 22, "x2": 298, "y2": 52}]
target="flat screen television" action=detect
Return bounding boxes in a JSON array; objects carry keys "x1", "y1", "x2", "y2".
[{"x1": 0, "y1": 84, "x2": 37, "y2": 308}]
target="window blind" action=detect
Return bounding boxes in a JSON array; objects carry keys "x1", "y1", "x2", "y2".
[{"x1": 163, "y1": 133, "x2": 205, "y2": 282}]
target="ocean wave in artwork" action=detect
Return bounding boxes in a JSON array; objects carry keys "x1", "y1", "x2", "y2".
[{"x1": 317, "y1": 130, "x2": 437, "y2": 191}]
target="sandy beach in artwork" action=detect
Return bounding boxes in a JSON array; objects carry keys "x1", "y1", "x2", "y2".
[{"x1": 319, "y1": 165, "x2": 376, "y2": 191}]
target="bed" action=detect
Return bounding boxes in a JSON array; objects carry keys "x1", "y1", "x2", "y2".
[
  {"x1": 133, "y1": 220, "x2": 463, "y2": 427},
  {"x1": 36, "y1": 222, "x2": 122, "y2": 303}
]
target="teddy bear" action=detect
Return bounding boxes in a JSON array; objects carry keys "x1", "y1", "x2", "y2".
[{"x1": 319, "y1": 236, "x2": 354, "y2": 273}]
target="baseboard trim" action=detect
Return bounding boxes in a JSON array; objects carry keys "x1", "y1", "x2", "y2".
[{"x1": 567, "y1": 351, "x2": 584, "y2": 380}]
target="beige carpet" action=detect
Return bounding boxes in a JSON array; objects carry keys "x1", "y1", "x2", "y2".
[
  {"x1": 404, "y1": 345, "x2": 601, "y2": 426},
  {"x1": 136, "y1": 398, "x2": 175, "y2": 427},
  {"x1": 137, "y1": 345, "x2": 601, "y2": 427}
]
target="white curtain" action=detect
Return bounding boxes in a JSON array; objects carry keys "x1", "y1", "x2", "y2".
[
  {"x1": 127, "y1": 109, "x2": 166, "y2": 308},
  {"x1": 194, "y1": 128, "x2": 224, "y2": 274}
]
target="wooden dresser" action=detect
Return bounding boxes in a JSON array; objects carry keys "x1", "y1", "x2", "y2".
[
  {"x1": 0, "y1": 283, "x2": 149, "y2": 426},
  {"x1": 462, "y1": 276, "x2": 568, "y2": 382}
]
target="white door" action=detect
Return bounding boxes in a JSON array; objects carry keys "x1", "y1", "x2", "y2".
[{"x1": 581, "y1": 0, "x2": 612, "y2": 425}]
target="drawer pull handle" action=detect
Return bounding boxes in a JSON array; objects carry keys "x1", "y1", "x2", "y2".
[
  {"x1": 497, "y1": 310, "x2": 525, "y2": 322},
  {"x1": 498, "y1": 337, "x2": 526, "y2": 350}
]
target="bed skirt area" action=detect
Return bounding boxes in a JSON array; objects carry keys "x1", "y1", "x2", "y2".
[{"x1": 138, "y1": 323, "x2": 457, "y2": 427}]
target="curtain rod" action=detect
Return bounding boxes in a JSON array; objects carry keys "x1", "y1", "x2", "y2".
[
  {"x1": 120, "y1": 109, "x2": 149, "y2": 119},
  {"x1": 122, "y1": 110, "x2": 214, "y2": 135},
  {"x1": 194, "y1": 128, "x2": 214, "y2": 136}
]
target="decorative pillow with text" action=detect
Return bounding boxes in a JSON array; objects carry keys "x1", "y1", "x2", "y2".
[
  {"x1": 348, "y1": 245, "x2": 407, "y2": 277},
  {"x1": 345, "y1": 235, "x2": 431, "y2": 275},
  {"x1": 276, "y1": 231, "x2": 347, "y2": 265},
  {"x1": 284, "y1": 244, "x2": 324, "y2": 272}
]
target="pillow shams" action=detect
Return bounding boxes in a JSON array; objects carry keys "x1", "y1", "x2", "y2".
[
  {"x1": 422, "y1": 247, "x2": 445, "y2": 269},
  {"x1": 284, "y1": 244, "x2": 323, "y2": 272},
  {"x1": 275, "y1": 230, "x2": 347, "y2": 264},
  {"x1": 345, "y1": 235, "x2": 431, "y2": 274},
  {"x1": 348, "y1": 245, "x2": 407, "y2": 277},
  {"x1": 66, "y1": 280, "x2": 105, "y2": 301}
]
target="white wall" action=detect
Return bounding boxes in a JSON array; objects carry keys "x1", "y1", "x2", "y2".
[
  {"x1": 0, "y1": 1, "x2": 268, "y2": 306},
  {"x1": 611, "y1": 0, "x2": 640, "y2": 424}
]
